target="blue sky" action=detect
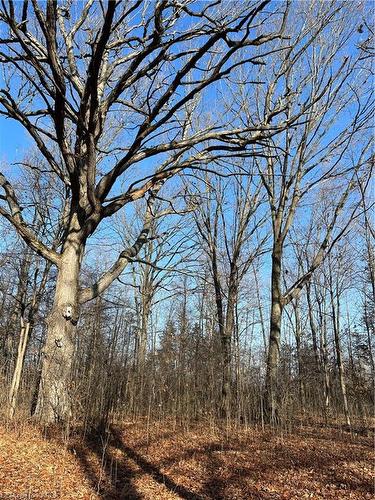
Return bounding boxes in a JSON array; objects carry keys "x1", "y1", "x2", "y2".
[
  {"x1": 0, "y1": 120, "x2": 29, "y2": 164},
  {"x1": 0, "y1": 1, "x2": 372, "y2": 354}
]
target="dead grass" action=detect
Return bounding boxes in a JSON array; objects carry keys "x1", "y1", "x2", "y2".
[{"x1": 0, "y1": 420, "x2": 373, "y2": 499}]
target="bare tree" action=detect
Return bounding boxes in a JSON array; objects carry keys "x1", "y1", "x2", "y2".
[
  {"x1": 191, "y1": 167, "x2": 267, "y2": 418},
  {"x1": 326, "y1": 250, "x2": 352, "y2": 426},
  {"x1": 0, "y1": 0, "x2": 297, "y2": 423},
  {"x1": 246, "y1": 1, "x2": 374, "y2": 421},
  {"x1": 357, "y1": 173, "x2": 375, "y2": 382},
  {"x1": 0, "y1": 1, "x2": 372, "y2": 431},
  {"x1": 8, "y1": 256, "x2": 51, "y2": 419},
  {"x1": 115, "y1": 199, "x2": 193, "y2": 415},
  {"x1": 2, "y1": 164, "x2": 64, "y2": 418}
]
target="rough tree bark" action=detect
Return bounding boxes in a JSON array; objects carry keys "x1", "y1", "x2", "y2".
[
  {"x1": 264, "y1": 242, "x2": 283, "y2": 422},
  {"x1": 35, "y1": 219, "x2": 84, "y2": 422}
]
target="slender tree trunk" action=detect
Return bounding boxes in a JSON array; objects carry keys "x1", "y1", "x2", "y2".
[
  {"x1": 363, "y1": 300, "x2": 375, "y2": 381},
  {"x1": 210, "y1": 242, "x2": 230, "y2": 419},
  {"x1": 318, "y1": 295, "x2": 331, "y2": 418},
  {"x1": 294, "y1": 302, "x2": 305, "y2": 414},
  {"x1": 8, "y1": 319, "x2": 31, "y2": 419},
  {"x1": 134, "y1": 291, "x2": 151, "y2": 415},
  {"x1": 4, "y1": 253, "x2": 31, "y2": 380},
  {"x1": 137, "y1": 292, "x2": 152, "y2": 372},
  {"x1": 330, "y1": 287, "x2": 351, "y2": 426},
  {"x1": 221, "y1": 286, "x2": 236, "y2": 420},
  {"x1": 265, "y1": 243, "x2": 283, "y2": 422},
  {"x1": 346, "y1": 308, "x2": 356, "y2": 378},
  {"x1": 9, "y1": 260, "x2": 51, "y2": 419},
  {"x1": 253, "y1": 264, "x2": 268, "y2": 358},
  {"x1": 306, "y1": 283, "x2": 320, "y2": 372},
  {"x1": 34, "y1": 228, "x2": 83, "y2": 423}
]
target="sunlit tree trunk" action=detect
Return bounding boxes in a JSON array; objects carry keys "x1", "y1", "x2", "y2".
[
  {"x1": 35, "y1": 219, "x2": 84, "y2": 423},
  {"x1": 4, "y1": 252, "x2": 31, "y2": 380},
  {"x1": 222, "y1": 281, "x2": 237, "y2": 420},
  {"x1": 363, "y1": 301, "x2": 375, "y2": 382},
  {"x1": 8, "y1": 319, "x2": 31, "y2": 419},
  {"x1": 306, "y1": 282, "x2": 320, "y2": 372},
  {"x1": 330, "y1": 281, "x2": 351, "y2": 427},
  {"x1": 293, "y1": 300, "x2": 305, "y2": 414},
  {"x1": 316, "y1": 289, "x2": 331, "y2": 418},
  {"x1": 265, "y1": 242, "x2": 283, "y2": 422}
]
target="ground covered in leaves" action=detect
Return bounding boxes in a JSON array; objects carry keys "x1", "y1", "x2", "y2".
[{"x1": 0, "y1": 420, "x2": 373, "y2": 499}]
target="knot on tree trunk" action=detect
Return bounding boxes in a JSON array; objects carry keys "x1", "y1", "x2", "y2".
[
  {"x1": 46, "y1": 303, "x2": 80, "y2": 326},
  {"x1": 62, "y1": 303, "x2": 79, "y2": 325}
]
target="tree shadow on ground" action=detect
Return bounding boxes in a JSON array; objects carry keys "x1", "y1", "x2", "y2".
[
  {"x1": 110, "y1": 425, "x2": 202, "y2": 499},
  {"x1": 74, "y1": 437, "x2": 142, "y2": 499},
  {"x1": 74, "y1": 425, "x2": 202, "y2": 500},
  {"x1": 199, "y1": 437, "x2": 374, "y2": 499},
  {"x1": 71, "y1": 424, "x2": 373, "y2": 499}
]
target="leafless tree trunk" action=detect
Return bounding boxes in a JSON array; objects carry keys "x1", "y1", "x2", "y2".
[
  {"x1": 265, "y1": 241, "x2": 283, "y2": 422},
  {"x1": 34, "y1": 222, "x2": 83, "y2": 421},
  {"x1": 327, "y1": 255, "x2": 351, "y2": 427},
  {"x1": 291, "y1": 299, "x2": 305, "y2": 414},
  {"x1": 193, "y1": 173, "x2": 266, "y2": 418},
  {"x1": 8, "y1": 320, "x2": 31, "y2": 419},
  {"x1": 306, "y1": 282, "x2": 321, "y2": 373},
  {"x1": 0, "y1": 0, "x2": 292, "y2": 423},
  {"x1": 8, "y1": 259, "x2": 51, "y2": 419},
  {"x1": 315, "y1": 286, "x2": 331, "y2": 418},
  {"x1": 253, "y1": 1, "x2": 373, "y2": 420}
]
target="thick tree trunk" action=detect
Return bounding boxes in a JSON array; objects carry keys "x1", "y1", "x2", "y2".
[
  {"x1": 34, "y1": 231, "x2": 83, "y2": 423},
  {"x1": 265, "y1": 243, "x2": 283, "y2": 422}
]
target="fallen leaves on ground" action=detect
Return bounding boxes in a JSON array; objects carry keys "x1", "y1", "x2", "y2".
[
  {"x1": 0, "y1": 423, "x2": 98, "y2": 499},
  {"x1": 0, "y1": 420, "x2": 373, "y2": 499}
]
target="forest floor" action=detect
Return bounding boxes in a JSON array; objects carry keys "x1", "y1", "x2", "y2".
[{"x1": 0, "y1": 419, "x2": 373, "y2": 500}]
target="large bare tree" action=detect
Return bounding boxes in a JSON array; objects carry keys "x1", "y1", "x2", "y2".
[
  {"x1": 248, "y1": 1, "x2": 374, "y2": 421},
  {"x1": 0, "y1": 0, "x2": 298, "y2": 422}
]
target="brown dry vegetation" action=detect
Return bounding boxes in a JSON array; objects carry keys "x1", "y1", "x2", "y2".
[{"x1": 0, "y1": 421, "x2": 373, "y2": 500}]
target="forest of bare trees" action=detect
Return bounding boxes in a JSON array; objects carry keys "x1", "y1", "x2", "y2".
[{"x1": 0, "y1": 3, "x2": 373, "y2": 497}]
